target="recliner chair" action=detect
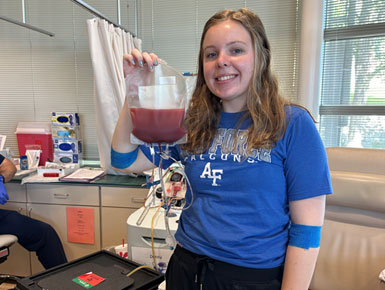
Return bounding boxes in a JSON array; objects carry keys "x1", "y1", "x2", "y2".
[
  {"x1": 310, "y1": 147, "x2": 385, "y2": 290},
  {"x1": 0, "y1": 234, "x2": 17, "y2": 264}
]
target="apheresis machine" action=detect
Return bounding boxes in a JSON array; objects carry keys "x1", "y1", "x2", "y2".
[{"x1": 126, "y1": 165, "x2": 187, "y2": 274}]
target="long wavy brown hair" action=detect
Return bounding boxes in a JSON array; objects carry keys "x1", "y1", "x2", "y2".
[{"x1": 182, "y1": 8, "x2": 291, "y2": 155}]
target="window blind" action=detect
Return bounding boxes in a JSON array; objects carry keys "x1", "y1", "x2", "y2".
[
  {"x1": 0, "y1": 0, "x2": 133, "y2": 160},
  {"x1": 0, "y1": 0, "x2": 301, "y2": 161},
  {"x1": 319, "y1": 0, "x2": 385, "y2": 149},
  {"x1": 133, "y1": 0, "x2": 301, "y2": 101}
]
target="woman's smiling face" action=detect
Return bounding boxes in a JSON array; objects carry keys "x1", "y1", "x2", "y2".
[{"x1": 202, "y1": 19, "x2": 255, "y2": 113}]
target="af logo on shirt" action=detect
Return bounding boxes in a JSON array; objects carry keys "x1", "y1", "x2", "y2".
[{"x1": 200, "y1": 162, "x2": 223, "y2": 186}]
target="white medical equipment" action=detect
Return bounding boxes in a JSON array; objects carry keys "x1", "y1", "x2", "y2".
[
  {"x1": 126, "y1": 202, "x2": 180, "y2": 274},
  {"x1": 126, "y1": 161, "x2": 188, "y2": 273}
]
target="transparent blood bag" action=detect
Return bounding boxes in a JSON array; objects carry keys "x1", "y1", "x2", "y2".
[{"x1": 125, "y1": 62, "x2": 188, "y2": 145}]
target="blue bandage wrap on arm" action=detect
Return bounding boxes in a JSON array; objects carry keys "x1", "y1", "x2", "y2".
[
  {"x1": 111, "y1": 147, "x2": 139, "y2": 169},
  {"x1": 288, "y1": 224, "x2": 321, "y2": 250}
]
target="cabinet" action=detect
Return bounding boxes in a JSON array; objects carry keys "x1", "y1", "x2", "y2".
[
  {"x1": 0, "y1": 180, "x2": 147, "y2": 276},
  {"x1": 100, "y1": 186, "x2": 148, "y2": 248},
  {"x1": 27, "y1": 184, "x2": 101, "y2": 274},
  {"x1": 0, "y1": 183, "x2": 31, "y2": 277}
]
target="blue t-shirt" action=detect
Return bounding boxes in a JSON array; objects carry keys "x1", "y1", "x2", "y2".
[{"x1": 140, "y1": 105, "x2": 332, "y2": 268}]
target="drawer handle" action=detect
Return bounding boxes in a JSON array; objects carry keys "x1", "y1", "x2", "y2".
[
  {"x1": 131, "y1": 197, "x2": 145, "y2": 204},
  {"x1": 54, "y1": 193, "x2": 70, "y2": 199}
]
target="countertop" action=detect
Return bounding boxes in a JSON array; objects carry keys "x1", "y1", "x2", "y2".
[{"x1": 10, "y1": 170, "x2": 147, "y2": 188}]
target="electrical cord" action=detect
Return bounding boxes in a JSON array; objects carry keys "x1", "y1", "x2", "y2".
[
  {"x1": 126, "y1": 265, "x2": 155, "y2": 277},
  {"x1": 144, "y1": 143, "x2": 196, "y2": 262},
  {"x1": 163, "y1": 198, "x2": 177, "y2": 247},
  {"x1": 151, "y1": 201, "x2": 163, "y2": 272}
]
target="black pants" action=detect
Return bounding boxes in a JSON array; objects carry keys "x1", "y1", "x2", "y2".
[
  {"x1": 166, "y1": 245, "x2": 283, "y2": 290},
  {"x1": 0, "y1": 209, "x2": 67, "y2": 269}
]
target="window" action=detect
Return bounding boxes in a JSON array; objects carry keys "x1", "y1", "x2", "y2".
[
  {"x1": 132, "y1": 0, "x2": 301, "y2": 101},
  {"x1": 319, "y1": 0, "x2": 385, "y2": 149}
]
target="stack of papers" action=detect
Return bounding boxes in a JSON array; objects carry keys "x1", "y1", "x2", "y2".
[{"x1": 59, "y1": 167, "x2": 105, "y2": 183}]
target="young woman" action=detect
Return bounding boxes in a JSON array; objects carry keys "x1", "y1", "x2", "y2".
[{"x1": 112, "y1": 8, "x2": 332, "y2": 290}]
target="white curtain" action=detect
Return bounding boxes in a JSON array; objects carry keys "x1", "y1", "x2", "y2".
[{"x1": 87, "y1": 18, "x2": 142, "y2": 174}]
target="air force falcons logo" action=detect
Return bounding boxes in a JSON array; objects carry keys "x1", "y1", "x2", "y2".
[
  {"x1": 182, "y1": 128, "x2": 272, "y2": 187},
  {"x1": 200, "y1": 162, "x2": 223, "y2": 186}
]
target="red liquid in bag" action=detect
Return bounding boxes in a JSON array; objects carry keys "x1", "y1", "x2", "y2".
[{"x1": 130, "y1": 108, "x2": 186, "y2": 144}]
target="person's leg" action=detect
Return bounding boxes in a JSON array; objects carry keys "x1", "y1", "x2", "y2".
[
  {"x1": 165, "y1": 244, "x2": 283, "y2": 290},
  {"x1": 0, "y1": 209, "x2": 67, "y2": 269},
  {"x1": 166, "y1": 245, "x2": 198, "y2": 290},
  {"x1": 203, "y1": 259, "x2": 283, "y2": 290}
]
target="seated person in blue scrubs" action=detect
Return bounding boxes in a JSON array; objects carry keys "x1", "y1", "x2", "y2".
[{"x1": 0, "y1": 154, "x2": 67, "y2": 270}]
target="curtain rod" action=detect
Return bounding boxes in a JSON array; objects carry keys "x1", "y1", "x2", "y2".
[
  {"x1": 70, "y1": 0, "x2": 135, "y2": 37},
  {"x1": 0, "y1": 15, "x2": 55, "y2": 37}
]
